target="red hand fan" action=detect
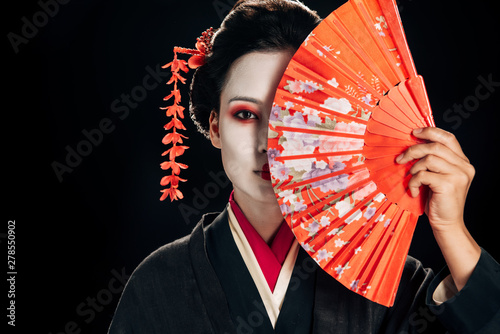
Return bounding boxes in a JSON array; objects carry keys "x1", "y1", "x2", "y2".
[{"x1": 268, "y1": 0, "x2": 435, "y2": 307}]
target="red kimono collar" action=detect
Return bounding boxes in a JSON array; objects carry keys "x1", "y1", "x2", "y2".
[{"x1": 229, "y1": 191, "x2": 295, "y2": 292}]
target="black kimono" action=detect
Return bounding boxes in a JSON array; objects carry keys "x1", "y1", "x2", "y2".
[{"x1": 108, "y1": 208, "x2": 500, "y2": 333}]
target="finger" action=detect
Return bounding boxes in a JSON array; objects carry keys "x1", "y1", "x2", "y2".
[
  {"x1": 407, "y1": 154, "x2": 475, "y2": 199},
  {"x1": 409, "y1": 154, "x2": 458, "y2": 176},
  {"x1": 407, "y1": 170, "x2": 442, "y2": 198},
  {"x1": 397, "y1": 141, "x2": 466, "y2": 167},
  {"x1": 411, "y1": 127, "x2": 468, "y2": 162}
]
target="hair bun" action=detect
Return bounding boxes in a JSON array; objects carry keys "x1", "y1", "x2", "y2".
[{"x1": 188, "y1": 0, "x2": 321, "y2": 139}]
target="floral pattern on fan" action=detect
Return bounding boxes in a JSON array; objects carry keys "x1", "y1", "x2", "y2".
[{"x1": 268, "y1": 0, "x2": 434, "y2": 307}]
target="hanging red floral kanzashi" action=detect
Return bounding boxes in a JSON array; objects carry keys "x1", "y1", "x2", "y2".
[{"x1": 159, "y1": 28, "x2": 215, "y2": 201}]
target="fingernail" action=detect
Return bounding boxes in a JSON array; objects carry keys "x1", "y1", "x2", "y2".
[
  {"x1": 396, "y1": 153, "x2": 404, "y2": 163},
  {"x1": 413, "y1": 128, "x2": 423, "y2": 134}
]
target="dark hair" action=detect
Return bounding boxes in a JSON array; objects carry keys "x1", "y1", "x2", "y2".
[{"x1": 189, "y1": 0, "x2": 321, "y2": 138}]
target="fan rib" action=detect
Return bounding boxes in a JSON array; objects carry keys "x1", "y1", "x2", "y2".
[
  {"x1": 278, "y1": 164, "x2": 368, "y2": 191},
  {"x1": 328, "y1": 198, "x2": 392, "y2": 273},
  {"x1": 274, "y1": 126, "x2": 365, "y2": 139},
  {"x1": 352, "y1": 202, "x2": 399, "y2": 279},
  {"x1": 405, "y1": 77, "x2": 435, "y2": 127},
  {"x1": 356, "y1": 207, "x2": 404, "y2": 292},
  {"x1": 366, "y1": 118, "x2": 412, "y2": 141},
  {"x1": 308, "y1": 41, "x2": 385, "y2": 101},
  {"x1": 363, "y1": 155, "x2": 396, "y2": 173},
  {"x1": 364, "y1": 133, "x2": 417, "y2": 147},
  {"x1": 351, "y1": 0, "x2": 406, "y2": 83},
  {"x1": 269, "y1": 0, "x2": 434, "y2": 307},
  {"x1": 325, "y1": 13, "x2": 393, "y2": 89},
  {"x1": 380, "y1": 88, "x2": 421, "y2": 127},
  {"x1": 363, "y1": 145, "x2": 404, "y2": 159},
  {"x1": 346, "y1": 203, "x2": 400, "y2": 304},
  {"x1": 275, "y1": 150, "x2": 364, "y2": 162},
  {"x1": 387, "y1": 83, "x2": 427, "y2": 128},
  {"x1": 276, "y1": 90, "x2": 370, "y2": 125},
  {"x1": 377, "y1": 0, "x2": 417, "y2": 78},
  {"x1": 291, "y1": 64, "x2": 381, "y2": 110},
  {"x1": 385, "y1": 173, "x2": 425, "y2": 215},
  {"x1": 367, "y1": 210, "x2": 416, "y2": 304},
  {"x1": 374, "y1": 99, "x2": 414, "y2": 132},
  {"x1": 302, "y1": 189, "x2": 379, "y2": 248},
  {"x1": 378, "y1": 211, "x2": 418, "y2": 286},
  {"x1": 278, "y1": 79, "x2": 376, "y2": 120},
  {"x1": 293, "y1": 177, "x2": 373, "y2": 221}
]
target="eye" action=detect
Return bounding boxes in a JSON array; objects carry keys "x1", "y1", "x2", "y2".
[{"x1": 234, "y1": 110, "x2": 258, "y2": 120}]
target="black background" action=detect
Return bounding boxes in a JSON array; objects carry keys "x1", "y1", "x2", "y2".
[{"x1": 5, "y1": 0, "x2": 500, "y2": 333}]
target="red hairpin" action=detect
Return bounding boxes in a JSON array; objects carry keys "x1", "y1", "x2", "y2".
[{"x1": 159, "y1": 28, "x2": 215, "y2": 201}]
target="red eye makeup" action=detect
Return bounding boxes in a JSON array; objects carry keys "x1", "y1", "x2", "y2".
[{"x1": 228, "y1": 102, "x2": 260, "y2": 121}]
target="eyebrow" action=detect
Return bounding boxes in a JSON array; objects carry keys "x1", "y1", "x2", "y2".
[{"x1": 227, "y1": 96, "x2": 263, "y2": 105}]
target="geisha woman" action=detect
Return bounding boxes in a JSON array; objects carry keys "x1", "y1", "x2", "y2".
[{"x1": 109, "y1": 1, "x2": 500, "y2": 333}]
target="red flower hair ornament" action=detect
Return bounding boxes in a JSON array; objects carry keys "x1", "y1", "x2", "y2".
[{"x1": 159, "y1": 28, "x2": 215, "y2": 201}]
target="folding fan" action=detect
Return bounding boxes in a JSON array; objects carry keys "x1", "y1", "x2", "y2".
[{"x1": 268, "y1": 0, "x2": 435, "y2": 307}]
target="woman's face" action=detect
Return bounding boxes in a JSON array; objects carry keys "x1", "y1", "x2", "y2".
[{"x1": 210, "y1": 51, "x2": 292, "y2": 205}]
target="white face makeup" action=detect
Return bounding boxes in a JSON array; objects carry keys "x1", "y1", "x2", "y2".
[{"x1": 210, "y1": 51, "x2": 292, "y2": 206}]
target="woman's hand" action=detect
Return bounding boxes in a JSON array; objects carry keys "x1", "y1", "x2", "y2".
[
  {"x1": 396, "y1": 127, "x2": 475, "y2": 230},
  {"x1": 397, "y1": 127, "x2": 481, "y2": 291}
]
